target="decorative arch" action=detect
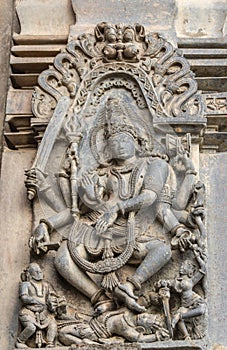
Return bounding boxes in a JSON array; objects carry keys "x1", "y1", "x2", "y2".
[{"x1": 32, "y1": 22, "x2": 204, "y2": 126}]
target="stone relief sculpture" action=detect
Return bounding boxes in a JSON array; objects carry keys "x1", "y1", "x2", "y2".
[
  {"x1": 170, "y1": 254, "x2": 207, "y2": 339},
  {"x1": 58, "y1": 308, "x2": 170, "y2": 346},
  {"x1": 16, "y1": 263, "x2": 66, "y2": 348},
  {"x1": 17, "y1": 23, "x2": 207, "y2": 348}
]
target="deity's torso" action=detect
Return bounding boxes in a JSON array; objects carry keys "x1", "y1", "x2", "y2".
[{"x1": 98, "y1": 156, "x2": 169, "y2": 206}]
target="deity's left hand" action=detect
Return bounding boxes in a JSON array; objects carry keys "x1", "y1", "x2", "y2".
[
  {"x1": 173, "y1": 150, "x2": 195, "y2": 173},
  {"x1": 171, "y1": 226, "x2": 194, "y2": 252}
]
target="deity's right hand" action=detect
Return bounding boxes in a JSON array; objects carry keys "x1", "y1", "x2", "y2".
[
  {"x1": 29, "y1": 222, "x2": 50, "y2": 255},
  {"x1": 79, "y1": 172, "x2": 102, "y2": 209},
  {"x1": 95, "y1": 209, "x2": 118, "y2": 236},
  {"x1": 171, "y1": 226, "x2": 195, "y2": 252},
  {"x1": 80, "y1": 173, "x2": 96, "y2": 200}
]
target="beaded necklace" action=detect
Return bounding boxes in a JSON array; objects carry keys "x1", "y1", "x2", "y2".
[{"x1": 110, "y1": 162, "x2": 140, "y2": 200}]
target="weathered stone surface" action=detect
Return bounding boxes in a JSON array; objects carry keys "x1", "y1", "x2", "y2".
[
  {"x1": 13, "y1": 21, "x2": 208, "y2": 349},
  {"x1": 175, "y1": 0, "x2": 227, "y2": 38},
  {"x1": 0, "y1": 0, "x2": 14, "y2": 169},
  {"x1": 6, "y1": 89, "x2": 33, "y2": 115},
  {"x1": 70, "y1": 0, "x2": 177, "y2": 44},
  {"x1": 0, "y1": 149, "x2": 35, "y2": 349},
  {"x1": 200, "y1": 152, "x2": 227, "y2": 347},
  {"x1": 16, "y1": 0, "x2": 75, "y2": 36},
  {"x1": 213, "y1": 345, "x2": 227, "y2": 350},
  {"x1": 11, "y1": 45, "x2": 65, "y2": 57}
]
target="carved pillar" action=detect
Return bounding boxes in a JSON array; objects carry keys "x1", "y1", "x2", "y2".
[{"x1": 0, "y1": 0, "x2": 14, "y2": 170}]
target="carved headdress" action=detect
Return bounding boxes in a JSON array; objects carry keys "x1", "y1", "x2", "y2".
[
  {"x1": 90, "y1": 96, "x2": 154, "y2": 165},
  {"x1": 105, "y1": 97, "x2": 138, "y2": 140}
]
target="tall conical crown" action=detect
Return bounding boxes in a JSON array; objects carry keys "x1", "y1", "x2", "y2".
[{"x1": 105, "y1": 97, "x2": 138, "y2": 140}]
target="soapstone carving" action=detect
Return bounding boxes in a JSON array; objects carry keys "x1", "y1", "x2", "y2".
[{"x1": 19, "y1": 22, "x2": 207, "y2": 348}]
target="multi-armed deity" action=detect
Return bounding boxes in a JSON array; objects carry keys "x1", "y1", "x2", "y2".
[{"x1": 17, "y1": 23, "x2": 207, "y2": 348}]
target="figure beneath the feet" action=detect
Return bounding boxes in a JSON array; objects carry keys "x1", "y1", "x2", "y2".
[{"x1": 58, "y1": 308, "x2": 170, "y2": 345}]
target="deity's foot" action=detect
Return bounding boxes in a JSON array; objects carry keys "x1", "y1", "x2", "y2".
[
  {"x1": 114, "y1": 286, "x2": 146, "y2": 313},
  {"x1": 118, "y1": 283, "x2": 138, "y2": 300}
]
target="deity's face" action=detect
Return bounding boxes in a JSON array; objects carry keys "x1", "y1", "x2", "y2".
[
  {"x1": 28, "y1": 263, "x2": 43, "y2": 281},
  {"x1": 107, "y1": 132, "x2": 136, "y2": 161}
]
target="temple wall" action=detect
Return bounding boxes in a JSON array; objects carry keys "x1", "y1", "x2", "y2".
[{"x1": 200, "y1": 153, "x2": 227, "y2": 348}]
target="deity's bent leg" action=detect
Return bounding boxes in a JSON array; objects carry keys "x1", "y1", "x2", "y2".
[
  {"x1": 116, "y1": 240, "x2": 172, "y2": 309},
  {"x1": 132, "y1": 240, "x2": 172, "y2": 285},
  {"x1": 177, "y1": 320, "x2": 190, "y2": 339},
  {"x1": 54, "y1": 241, "x2": 98, "y2": 299}
]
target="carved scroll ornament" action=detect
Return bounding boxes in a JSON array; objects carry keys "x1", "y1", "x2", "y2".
[{"x1": 32, "y1": 22, "x2": 204, "y2": 122}]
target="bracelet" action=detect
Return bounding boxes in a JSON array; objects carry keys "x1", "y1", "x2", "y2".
[
  {"x1": 40, "y1": 219, "x2": 54, "y2": 233},
  {"x1": 171, "y1": 224, "x2": 185, "y2": 236}
]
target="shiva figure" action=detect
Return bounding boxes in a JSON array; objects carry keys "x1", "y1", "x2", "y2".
[{"x1": 30, "y1": 98, "x2": 197, "y2": 315}]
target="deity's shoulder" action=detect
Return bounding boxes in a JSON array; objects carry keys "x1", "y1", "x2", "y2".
[
  {"x1": 141, "y1": 156, "x2": 169, "y2": 194},
  {"x1": 146, "y1": 156, "x2": 169, "y2": 175}
]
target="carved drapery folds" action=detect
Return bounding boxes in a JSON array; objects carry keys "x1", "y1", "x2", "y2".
[{"x1": 18, "y1": 23, "x2": 207, "y2": 349}]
